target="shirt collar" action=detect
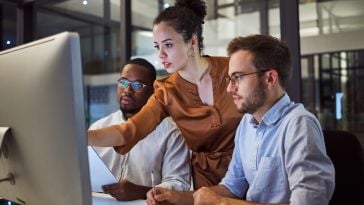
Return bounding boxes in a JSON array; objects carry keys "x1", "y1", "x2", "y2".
[
  {"x1": 247, "y1": 93, "x2": 291, "y2": 127},
  {"x1": 261, "y1": 93, "x2": 291, "y2": 126},
  {"x1": 118, "y1": 109, "x2": 127, "y2": 121}
]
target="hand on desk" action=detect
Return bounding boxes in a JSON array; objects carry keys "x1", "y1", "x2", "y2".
[
  {"x1": 146, "y1": 187, "x2": 193, "y2": 205},
  {"x1": 193, "y1": 187, "x2": 223, "y2": 205},
  {"x1": 102, "y1": 180, "x2": 150, "y2": 201}
]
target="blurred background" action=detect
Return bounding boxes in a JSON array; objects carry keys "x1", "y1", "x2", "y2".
[{"x1": 1, "y1": 0, "x2": 363, "y2": 153}]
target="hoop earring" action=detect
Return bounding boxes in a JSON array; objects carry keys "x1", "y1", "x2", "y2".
[{"x1": 188, "y1": 48, "x2": 195, "y2": 57}]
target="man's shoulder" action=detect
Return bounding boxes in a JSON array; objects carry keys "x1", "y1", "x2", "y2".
[
  {"x1": 268, "y1": 95, "x2": 317, "y2": 126},
  {"x1": 282, "y1": 103, "x2": 317, "y2": 122},
  {"x1": 158, "y1": 117, "x2": 177, "y2": 128},
  {"x1": 147, "y1": 117, "x2": 181, "y2": 140}
]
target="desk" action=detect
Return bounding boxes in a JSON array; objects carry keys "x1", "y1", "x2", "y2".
[{"x1": 92, "y1": 193, "x2": 145, "y2": 205}]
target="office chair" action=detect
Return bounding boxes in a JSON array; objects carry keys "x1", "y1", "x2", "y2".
[{"x1": 323, "y1": 130, "x2": 364, "y2": 205}]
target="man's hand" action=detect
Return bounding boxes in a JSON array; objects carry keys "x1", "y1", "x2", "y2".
[
  {"x1": 193, "y1": 187, "x2": 224, "y2": 205},
  {"x1": 102, "y1": 180, "x2": 150, "y2": 201},
  {"x1": 146, "y1": 187, "x2": 193, "y2": 205}
]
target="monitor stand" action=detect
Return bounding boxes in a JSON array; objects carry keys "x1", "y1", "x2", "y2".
[
  {"x1": 0, "y1": 127, "x2": 10, "y2": 152},
  {"x1": 0, "y1": 127, "x2": 15, "y2": 185}
]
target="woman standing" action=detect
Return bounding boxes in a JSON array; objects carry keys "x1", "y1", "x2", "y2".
[{"x1": 88, "y1": 0, "x2": 242, "y2": 192}]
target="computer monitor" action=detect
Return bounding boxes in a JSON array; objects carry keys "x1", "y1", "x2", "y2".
[{"x1": 0, "y1": 32, "x2": 91, "y2": 205}]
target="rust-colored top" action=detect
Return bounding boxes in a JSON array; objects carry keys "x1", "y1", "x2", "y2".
[{"x1": 113, "y1": 56, "x2": 243, "y2": 188}]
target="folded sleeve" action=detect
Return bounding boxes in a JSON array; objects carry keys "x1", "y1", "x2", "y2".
[
  {"x1": 285, "y1": 114, "x2": 335, "y2": 205},
  {"x1": 157, "y1": 119, "x2": 191, "y2": 191}
]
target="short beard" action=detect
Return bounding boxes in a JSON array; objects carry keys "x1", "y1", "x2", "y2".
[
  {"x1": 238, "y1": 80, "x2": 266, "y2": 114},
  {"x1": 120, "y1": 107, "x2": 137, "y2": 119}
]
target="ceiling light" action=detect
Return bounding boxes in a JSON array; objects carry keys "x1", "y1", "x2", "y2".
[{"x1": 163, "y1": 3, "x2": 170, "y2": 8}]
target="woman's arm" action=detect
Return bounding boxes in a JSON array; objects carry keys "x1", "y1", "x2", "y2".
[
  {"x1": 88, "y1": 85, "x2": 169, "y2": 153},
  {"x1": 87, "y1": 125, "x2": 125, "y2": 147}
]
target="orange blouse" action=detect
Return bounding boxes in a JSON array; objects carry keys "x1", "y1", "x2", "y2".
[{"x1": 113, "y1": 56, "x2": 243, "y2": 188}]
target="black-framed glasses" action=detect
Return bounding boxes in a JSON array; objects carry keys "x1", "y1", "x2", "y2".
[
  {"x1": 225, "y1": 69, "x2": 270, "y2": 87},
  {"x1": 117, "y1": 78, "x2": 149, "y2": 92}
]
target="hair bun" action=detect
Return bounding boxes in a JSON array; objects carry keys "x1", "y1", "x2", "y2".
[{"x1": 175, "y1": 0, "x2": 207, "y2": 23}]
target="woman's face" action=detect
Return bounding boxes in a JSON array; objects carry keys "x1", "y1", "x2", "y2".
[{"x1": 153, "y1": 22, "x2": 190, "y2": 73}]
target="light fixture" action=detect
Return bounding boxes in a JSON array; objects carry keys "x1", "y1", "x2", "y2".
[
  {"x1": 163, "y1": 3, "x2": 170, "y2": 8},
  {"x1": 82, "y1": 0, "x2": 88, "y2": 5},
  {"x1": 138, "y1": 31, "x2": 153, "y2": 38},
  {"x1": 6, "y1": 40, "x2": 11, "y2": 45}
]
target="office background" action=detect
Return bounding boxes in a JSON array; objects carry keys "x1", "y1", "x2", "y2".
[{"x1": 1, "y1": 0, "x2": 363, "y2": 152}]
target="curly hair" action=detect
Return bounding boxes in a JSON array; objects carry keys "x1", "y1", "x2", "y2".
[{"x1": 153, "y1": 0, "x2": 207, "y2": 55}]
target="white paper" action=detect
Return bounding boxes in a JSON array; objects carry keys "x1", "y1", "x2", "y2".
[
  {"x1": 88, "y1": 146, "x2": 118, "y2": 192},
  {"x1": 92, "y1": 193, "x2": 146, "y2": 205}
]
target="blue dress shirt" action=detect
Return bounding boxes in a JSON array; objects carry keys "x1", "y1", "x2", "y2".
[{"x1": 221, "y1": 94, "x2": 335, "y2": 205}]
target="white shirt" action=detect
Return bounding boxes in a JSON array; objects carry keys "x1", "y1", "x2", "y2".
[{"x1": 89, "y1": 110, "x2": 191, "y2": 191}]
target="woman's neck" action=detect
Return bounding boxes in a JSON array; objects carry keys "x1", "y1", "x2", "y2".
[{"x1": 178, "y1": 56, "x2": 210, "y2": 84}]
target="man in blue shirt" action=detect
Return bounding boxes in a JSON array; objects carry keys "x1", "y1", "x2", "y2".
[{"x1": 193, "y1": 35, "x2": 335, "y2": 205}]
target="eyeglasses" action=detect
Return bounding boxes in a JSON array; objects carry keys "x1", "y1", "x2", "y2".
[
  {"x1": 117, "y1": 78, "x2": 149, "y2": 92},
  {"x1": 225, "y1": 69, "x2": 270, "y2": 87}
]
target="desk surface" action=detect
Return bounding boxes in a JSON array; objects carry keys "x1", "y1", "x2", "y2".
[{"x1": 92, "y1": 193, "x2": 145, "y2": 205}]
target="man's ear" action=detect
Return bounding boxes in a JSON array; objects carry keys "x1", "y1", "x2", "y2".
[{"x1": 265, "y1": 69, "x2": 279, "y2": 88}]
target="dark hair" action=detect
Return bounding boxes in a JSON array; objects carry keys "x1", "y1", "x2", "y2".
[
  {"x1": 122, "y1": 58, "x2": 157, "y2": 81},
  {"x1": 153, "y1": 0, "x2": 207, "y2": 55},
  {"x1": 227, "y1": 34, "x2": 291, "y2": 89}
]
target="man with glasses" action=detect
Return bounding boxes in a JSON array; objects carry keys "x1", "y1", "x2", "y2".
[
  {"x1": 193, "y1": 35, "x2": 335, "y2": 205},
  {"x1": 90, "y1": 58, "x2": 190, "y2": 201}
]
